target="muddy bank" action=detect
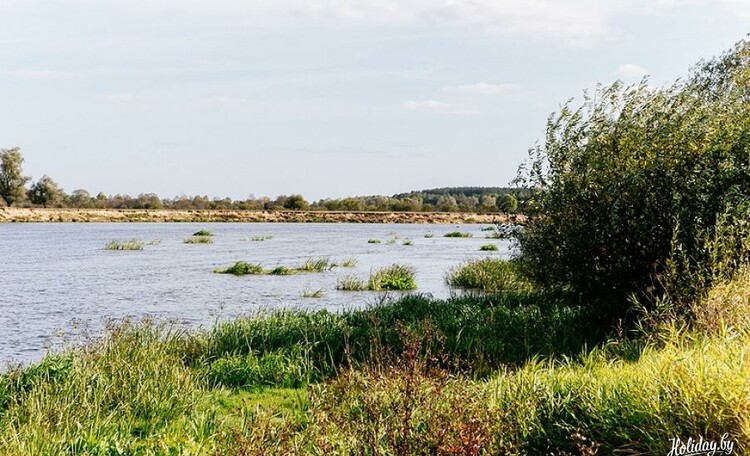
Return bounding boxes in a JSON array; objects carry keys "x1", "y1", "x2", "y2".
[{"x1": 0, "y1": 208, "x2": 520, "y2": 224}]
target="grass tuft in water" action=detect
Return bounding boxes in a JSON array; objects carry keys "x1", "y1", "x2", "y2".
[
  {"x1": 248, "y1": 235, "x2": 273, "y2": 242},
  {"x1": 446, "y1": 258, "x2": 531, "y2": 293},
  {"x1": 214, "y1": 261, "x2": 264, "y2": 276},
  {"x1": 270, "y1": 266, "x2": 296, "y2": 276},
  {"x1": 296, "y1": 258, "x2": 335, "y2": 273},
  {"x1": 479, "y1": 244, "x2": 499, "y2": 251},
  {"x1": 340, "y1": 258, "x2": 358, "y2": 268},
  {"x1": 301, "y1": 288, "x2": 325, "y2": 298},
  {"x1": 402, "y1": 239, "x2": 413, "y2": 246},
  {"x1": 444, "y1": 232, "x2": 472, "y2": 238},
  {"x1": 367, "y1": 239, "x2": 381, "y2": 244},
  {"x1": 192, "y1": 229, "x2": 214, "y2": 237},
  {"x1": 184, "y1": 236, "x2": 214, "y2": 244},
  {"x1": 104, "y1": 239, "x2": 144, "y2": 251},
  {"x1": 336, "y1": 275, "x2": 366, "y2": 291},
  {"x1": 367, "y1": 264, "x2": 417, "y2": 291}
]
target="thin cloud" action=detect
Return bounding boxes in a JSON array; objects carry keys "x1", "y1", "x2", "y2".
[
  {"x1": 617, "y1": 63, "x2": 649, "y2": 78},
  {"x1": 207, "y1": 96, "x2": 246, "y2": 105},
  {"x1": 3, "y1": 69, "x2": 78, "y2": 79},
  {"x1": 441, "y1": 82, "x2": 521, "y2": 95},
  {"x1": 402, "y1": 100, "x2": 479, "y2": 116},
  {"x1": 104, "y1": 93, "x2": 137, "y2": 102}
]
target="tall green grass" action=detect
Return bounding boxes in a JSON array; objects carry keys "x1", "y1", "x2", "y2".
[
  {"x1": 230, "y1": 327, "x2": 748, "y2": 455},
  {"x1": 446, "y1": 258, "x2": 532, "y2": 293}
]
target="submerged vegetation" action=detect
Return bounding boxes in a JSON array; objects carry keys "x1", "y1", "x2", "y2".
[
  {"x1": 103, "y1": 239, "x2": 144, "y2": 251},
  {"x1": 184, "y1": 235, "x2": 214, "y2": 244},
  {"x1": 214, "y1": 261, "x2": 264, "y2": 276},
  {"x1": 215, "y1": 257, "x2": 346, "y2": 277},
  {"x1": 443, "y1": 231, "x2": 472, "y2": 238}
]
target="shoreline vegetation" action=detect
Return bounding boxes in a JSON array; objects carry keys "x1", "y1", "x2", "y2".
[
  {"x1": 0, "y1": 207, "x2": 515, "y2": 224},
  {"x1": 2, "y1": 37, "x2": 750, "y2": 455}
]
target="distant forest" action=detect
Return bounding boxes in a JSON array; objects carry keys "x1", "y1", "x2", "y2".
[{"x1": 0, "y1": 148, "x2": 524, "y2": 213}]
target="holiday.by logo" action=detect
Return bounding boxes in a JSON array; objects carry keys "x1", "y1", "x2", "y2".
[{"x1": 667, "y1": 433, "x2": 735, "y2": 456}]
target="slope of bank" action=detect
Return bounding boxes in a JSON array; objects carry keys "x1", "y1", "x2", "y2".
[{"x1": 0, "y1": 207, "x2": 516, "y2": 224}]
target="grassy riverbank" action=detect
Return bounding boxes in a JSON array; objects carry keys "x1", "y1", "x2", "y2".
[
  {"x1": 0, "y1": 207, "x2": 515, "y2": 224},
  {"x1": 0, "y1": 280, "x2": 747, "y2": 454}
]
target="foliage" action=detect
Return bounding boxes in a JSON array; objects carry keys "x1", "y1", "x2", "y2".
[
  {"x1": 282, "y1": 194, "x2": 309, "y2": 210},
  {"x1": 516, "y1": 39, "x2": 750, "y2": 320},
  {"x1": 479, "y1": 244, "x2": 499, "y2": 251},
  {"x1": 27, "y1": 175, "x2": 65, "y2": 208},
  {"x1": 192, "y1": 229, "x2": 213, "y2": 237},
  {"x1": 0, "y1": 147, "x2": 31, "y2": 207}
]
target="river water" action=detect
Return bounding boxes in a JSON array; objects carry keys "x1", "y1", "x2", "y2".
[{"x1": 0, "y1": 223, "x2": 512, "y2": 364}]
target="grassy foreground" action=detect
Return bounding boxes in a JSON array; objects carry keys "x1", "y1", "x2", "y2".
[{"x1": 0, "y1": 281, "x2": 747, "y2": 454}]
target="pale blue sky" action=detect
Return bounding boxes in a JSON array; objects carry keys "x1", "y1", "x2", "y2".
[{"x1": 1, "y1": 1, "x2": 748, "y2": 200}]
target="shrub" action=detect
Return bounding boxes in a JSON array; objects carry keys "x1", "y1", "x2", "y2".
[
  {"x1": 516, "y1": 39, "x2": 750, "y2": 320},
  {"x1": 447, "y1": 258, "x2": 532, "y2": 293}
]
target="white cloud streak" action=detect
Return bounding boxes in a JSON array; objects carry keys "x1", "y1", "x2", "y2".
[{"x1": 402, "y1": 100, "x2": 479, "y2": 116}]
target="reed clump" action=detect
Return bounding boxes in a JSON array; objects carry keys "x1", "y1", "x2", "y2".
[
  {"x1": 446, "y1": 258, "x2": 532, "y2": 293},
  {"x1": 104, "y1": 239, "x2": 144, "y2": 251},
  {"x1": 214, "y1": 261, "x2": 264, "y2": 275},
  {"x1": 444, "y1": 232, "x2": 472, "y2": 238},
  {"x1": 184, "y1": 236, "x2": 213, "y2": 244}
]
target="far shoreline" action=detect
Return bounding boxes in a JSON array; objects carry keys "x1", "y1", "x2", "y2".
[{"x1": 0, "y1": 207, "x2": 521, "y2": 224}]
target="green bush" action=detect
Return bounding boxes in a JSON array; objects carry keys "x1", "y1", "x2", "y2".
[{"x1": 517, "y1": 39, "x2": 750, "y2": 320}]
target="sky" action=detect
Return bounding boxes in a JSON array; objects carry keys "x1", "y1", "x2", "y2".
[{"x1": 0, "y1": 1, "x2": 748, "y2": 201}]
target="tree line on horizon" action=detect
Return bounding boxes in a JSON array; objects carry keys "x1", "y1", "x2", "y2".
[{"x1": 0, "y1": 149, "x2": 523, "y2": 213}]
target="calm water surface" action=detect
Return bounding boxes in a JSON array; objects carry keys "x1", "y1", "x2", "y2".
[{"x1": 0, "y1": 223, "x2": 512, "y2": 364}]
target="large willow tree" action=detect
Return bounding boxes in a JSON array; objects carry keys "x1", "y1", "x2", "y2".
[{"x1": 517, "y1": 39, "x2": 750, "y2": 320}]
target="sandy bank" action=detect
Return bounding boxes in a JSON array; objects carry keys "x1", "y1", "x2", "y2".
[{"x1": 0, "y1": 208, "x2": 519, "y2": 224}]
